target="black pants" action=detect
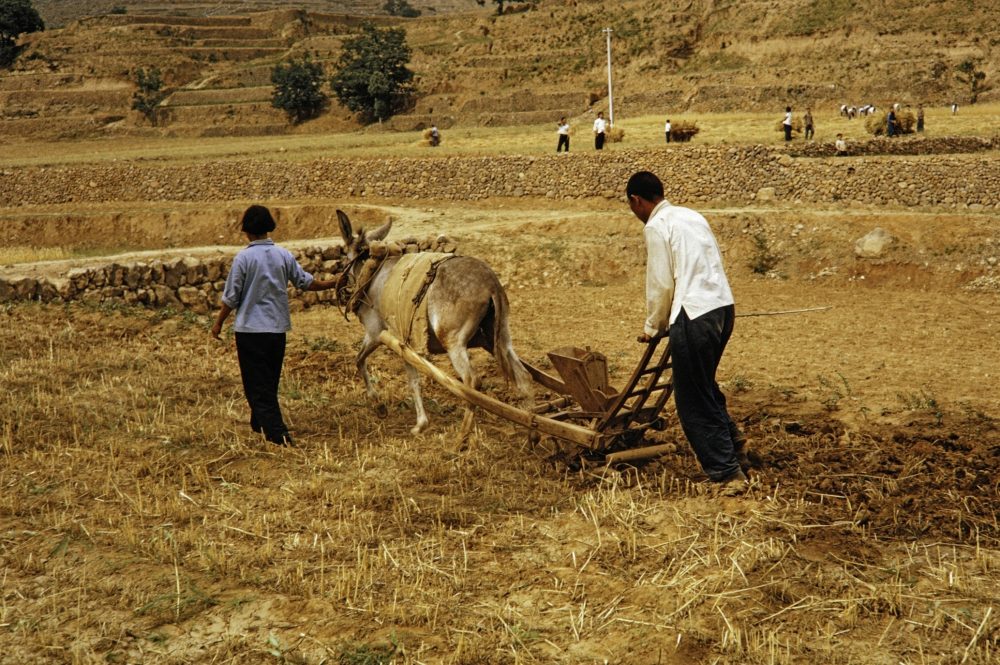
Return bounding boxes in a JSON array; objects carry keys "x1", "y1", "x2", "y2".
[
  {"x1": 595, "y1": 132, "x2": 605, "y2": 150},
  {"x1": 235, "y1": 332, "x2": 289, "y2": 444},
  {"x1": 805, "y1": 125, "x2": 814, "y2": 139},
  {"x1": 669, "y1": 305, "x2": 742, "y2": 481},
  {"x1": 783, "y1": 124, "x2": 792, "y2": 141},
  {"x1": 557, "y1": 134, "x2": 569, "y2": 152}
]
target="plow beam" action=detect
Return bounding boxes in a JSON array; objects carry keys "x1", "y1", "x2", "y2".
[{"x1": 378, "y1": 330, "x2": 601, "y2": 449}]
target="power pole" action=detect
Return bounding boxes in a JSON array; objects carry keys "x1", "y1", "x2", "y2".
[{"x1": 602, "y1": 27, "x2": 614, "y2": 126}]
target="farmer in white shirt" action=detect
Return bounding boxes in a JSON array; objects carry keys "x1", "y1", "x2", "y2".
[
  {"x1": 626, "y1": 171, "x2": 748, "y2": 487},
  {"x1": 593, "y1": 111, "x2": 607, "y2": 150},
  {"x1": 556, "y1": 117, "x2": 570, "y2": 152},
  {"x1": 664, "y1": 118, "x2": 672, "y2": 143}
]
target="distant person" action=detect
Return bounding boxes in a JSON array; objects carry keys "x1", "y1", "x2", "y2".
[
  {"x1": 886, "y1": 108, "x2": 897, "y2": 137},
  {"x1": 804, "y1": 108, "x2": 814, "y2": 140},
  {"x1": 664, "y1": 118, "x2": 672, "y2": 143},
  {"x1": 625, "y1": 171, "x2": 748, "y2": 490},
  {"x1": 951, "y1": 102, "x2": 958, "y2": 115},
  {"x1": 917, "y1": 104, "x2": 925, "y2": 132},
  {"x1": 782, "y1": 106, "x2": 793, "y2": 141},
  {"x1": 835, "y1": 133, "x2": 848, "y2": 156},
  {"x1": 212, "y1": 205, "x2": 337, "y2": 446},
  {"x1": 429, "y1": 124, "x2": 441, "y2": 147},
  {"x1": 593, "y1": 111, "x2": 608, "y2": 150},
  {"x1": 556, "y1": 117, "x2": 570, "y2": 152}
]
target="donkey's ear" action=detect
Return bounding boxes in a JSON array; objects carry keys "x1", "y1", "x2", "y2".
[
  {"x1": 336, "y1": 210, "x2": 353, "y2": 245},
  {"x1": 367, "y1": 218, "x2": 393, "y2": 242}
]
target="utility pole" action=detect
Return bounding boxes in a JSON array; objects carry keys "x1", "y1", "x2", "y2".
[{"x1": 602, "y1": 27, "x2": 614, "y2": 126}]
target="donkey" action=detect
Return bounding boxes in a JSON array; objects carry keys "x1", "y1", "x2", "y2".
[{"x1": 336, "y1": 210, "x2": 533, "y2": 435}]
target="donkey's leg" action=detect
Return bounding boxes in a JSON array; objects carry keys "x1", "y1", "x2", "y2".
[
  {"x1": 446, "y1": 345, "x2": 479, "y2": 438},
  {"x1": 404, "y1": 364, "x2": 430, "y2": 434},
  {"x1": 355, "y1": 331, "x2": 381, "y2": 398}
]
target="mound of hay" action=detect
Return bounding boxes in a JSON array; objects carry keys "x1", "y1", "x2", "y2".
[
  {"x1": 607, "y1": 126, "x2": 625, "y2": 143},
  {"x1": 775, "y1": 117, "x2": 803, "y2": 135},
  {"x1": 865, "y1": 109, "x2": 916, "y2": 136},
  {"x1": 670, "y1": 121, "x2": 700, "y2": 142},
  {"x1": 420, "y1": 127, "x2": 441, "y2": 147}
]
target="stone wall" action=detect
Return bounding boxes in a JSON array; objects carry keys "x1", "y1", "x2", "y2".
[
  {"x1": 2, "y1": 139, "x2": 999, "y2": 210},
  {"x1": 0, "y1": 237, "x2": 456, "y2": 307}
]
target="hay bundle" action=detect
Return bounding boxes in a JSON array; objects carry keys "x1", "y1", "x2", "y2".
[
  {"x1": 607, "y1": 126, "x2": 625, "y2": 143},
  {"x1": 774, "y1": 117, "x2": 803, "y2": 135},
  {"x1": 670, "y1": 121, "x2": 700, "y2": 142},
  {"x1": 420, "y1": 127, "x2": 441, "y2": 147},
  {"x1": 865, "y1": 109, "x2": 916, "y2": 136}
]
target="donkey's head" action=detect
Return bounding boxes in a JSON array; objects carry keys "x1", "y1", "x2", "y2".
[{"x1": 337, "y1": 209, "x2": 392, "y2": 265}]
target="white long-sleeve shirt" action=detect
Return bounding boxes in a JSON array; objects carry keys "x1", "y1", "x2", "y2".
[
  {"x1": 593, "y1": 117, "x2": 607, "y2": 134},
  {"x1": 643, "y1": 201, "x2": 734, "y2": 336}
]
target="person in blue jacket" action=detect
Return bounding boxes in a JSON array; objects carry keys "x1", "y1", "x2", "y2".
[{"x1": 212, "y1": 205, "x2": 336, "y2": 445}]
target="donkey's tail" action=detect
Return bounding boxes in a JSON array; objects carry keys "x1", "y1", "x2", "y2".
[{"x1": 491, "y1": 289, "x2": 534, "y2": 399}]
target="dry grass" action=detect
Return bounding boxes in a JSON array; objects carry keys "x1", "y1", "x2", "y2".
[
  {"x1": 2, "y1": 103, "x2": 998, "y2": 168},
  {"x1": 3, "y1": 208, "x2": 999, "y2": 662},
  {"x1": 0, "y1": 246, "x2": 74, "y2": 265}
]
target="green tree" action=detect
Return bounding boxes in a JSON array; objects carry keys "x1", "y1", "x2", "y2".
[
  {"x1": 131, "y1": 67, "x2": 167, "y2": 126},
  {"x1": 0, "y1": 0, "x2": 44, "y2": 67},
  {"x1": 956, "y1": 59, "x2": 988, "y2": 104},
  {"x1": 383, "y1": 0, "x2": 421, "y2": 17},
  {"x1": 270, "y1": 55, "x2": 328, "y2": 124},
  {"x1": 330, "y1": 24, "x2": 414, "y2": 123}
]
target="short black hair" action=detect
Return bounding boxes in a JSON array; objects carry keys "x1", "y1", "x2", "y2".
[
  {"x1": 626, "y1": 171, "x2": 664, "y2": 202},
  {"x1": 241, "y1": 205, "x2": 276, "y2": 235}
]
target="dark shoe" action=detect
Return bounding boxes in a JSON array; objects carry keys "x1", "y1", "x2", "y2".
[{"x1": 265, "y1": 431, "x2": 293, "y2": 446}]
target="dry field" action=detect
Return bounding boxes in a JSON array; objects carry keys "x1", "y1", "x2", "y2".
[
  {"x1": 3, "y1": 103, "x2": 999, "y2": 168},
  {"x1": 2, "y1": 138, "x2": 1000, "y2": 663}
]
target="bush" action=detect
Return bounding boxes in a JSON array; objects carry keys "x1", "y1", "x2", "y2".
[
  {"x1": 331, "y1": 23, "x2": 414, "y2": 124},
  {"x1": 670, "y1": 121, "x2": 699, "y2": 142},
  {"x1": 0, "y1": 0, "x2": 44, "y2": 67},
  {"x1": 383, "y1": 0, "x2": 420, "y2": 17},
  {"x1": 131, "y1": 67, "x2": 167, "y2": 126},
  {"x1": 271, "y1": 55, "x2": 328, "y2": 124},
  {"x1": 607, "y1": 126, "x2": 625, "y2": 143}
]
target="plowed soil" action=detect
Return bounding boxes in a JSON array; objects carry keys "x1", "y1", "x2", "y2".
[{"x1": 2, "y1": 196, "x2": 999, "y2": 664}]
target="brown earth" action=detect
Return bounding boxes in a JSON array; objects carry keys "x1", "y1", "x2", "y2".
[{"x1": 2, "y1": 191, "x2": 999, "y2": 663}]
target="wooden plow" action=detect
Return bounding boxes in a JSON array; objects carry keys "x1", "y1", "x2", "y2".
[{"x1": 378, "y1": 330, "x2": 676, "y2": 463}]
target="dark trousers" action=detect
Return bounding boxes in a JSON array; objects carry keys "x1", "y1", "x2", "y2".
[
  {"x1": 669, "y1": 305, "x2": 742, "y2": 481},
  {"x1": 595, "y1": 132, "x2": 605, "y2": 150},
  {"x1": 235, "y1": 332, "x2": 289, "y2": 444},
  {"x1": 557, "y1": 134, "x2": 569, "y2": 152},
  {"x1": 783, "y1": 124, "x2": 792, "y2": 141},
  {"x1": 665, "y1": 132, "x2": 671, "y2": 143},
  {"x1": 805, "y1": 125, "x2": 814, "y2": 140}
]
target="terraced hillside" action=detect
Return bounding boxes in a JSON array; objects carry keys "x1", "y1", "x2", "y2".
[
  {"x1": 3, "y1": 0, "x2": 998, "y2": 140},
  {"x1": 32, "y1": 0, "x2": 472, "y2": 28}
]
